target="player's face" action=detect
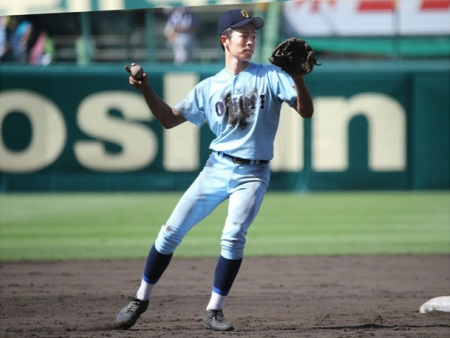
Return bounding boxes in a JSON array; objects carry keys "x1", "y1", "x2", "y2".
[{"x1": 228, "y1": 23, "x2": 257, "y2": 61}]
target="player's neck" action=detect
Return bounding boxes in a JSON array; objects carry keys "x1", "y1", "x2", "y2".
[{"x1": 225, "y1": 54, "x2": 251, "y2": 75}]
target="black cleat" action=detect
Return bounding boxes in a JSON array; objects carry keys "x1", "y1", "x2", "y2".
[
  {"x1": 116, "y1": 296, "x2": 149, "y2": 330},
  {"x1": 203, "y1": 309, "x2": 234, "y2": 331}
]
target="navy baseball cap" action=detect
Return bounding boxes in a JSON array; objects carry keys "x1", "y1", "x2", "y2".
[{"x1": 218, "y1": 9, "x2": 264, "y2": 36}]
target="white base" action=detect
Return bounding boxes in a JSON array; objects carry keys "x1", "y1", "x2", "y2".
[{"x1": 419, "y1": 296, "x2": 450, "y2": 313}]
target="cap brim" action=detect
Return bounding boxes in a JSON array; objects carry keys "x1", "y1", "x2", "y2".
[{"x1": 230, "y1": 17, "x2": 264, "y2": 30}]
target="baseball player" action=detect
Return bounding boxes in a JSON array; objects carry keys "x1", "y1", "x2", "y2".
[{"x1": 116, "y1": 8, "x2": 316, "y2": 332}]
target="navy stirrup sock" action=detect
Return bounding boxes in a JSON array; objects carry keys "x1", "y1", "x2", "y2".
[
  {"x1": 212, "y1": 256, "x2": 243, "y2": 296},
  {"x1": 143, "y1": 244, "x2": 173, "y2": 284}
]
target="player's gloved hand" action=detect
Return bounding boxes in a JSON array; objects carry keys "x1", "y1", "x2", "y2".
[{"x1": 269, "y1": 38, "x2": 321, "y2": 75}]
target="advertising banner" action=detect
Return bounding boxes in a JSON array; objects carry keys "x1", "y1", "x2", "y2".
[
  {"x1": 283, "y1": 0, "x2": 450, "y2": 36},
  {"x1": 0, "y1": 62, "x2": 448, "y2": 192}
]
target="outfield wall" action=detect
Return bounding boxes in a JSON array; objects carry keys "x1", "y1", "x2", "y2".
[{"x1": 0, "y1": 61, "x2": 449, "y2": 192}]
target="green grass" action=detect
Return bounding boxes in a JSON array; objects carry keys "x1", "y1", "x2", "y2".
[{"x1": 0, "y1": 192, "x2": 448, "y2": 261}]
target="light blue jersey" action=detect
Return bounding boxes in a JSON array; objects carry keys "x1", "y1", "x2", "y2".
[{"x1": 175, "y1": 63, "x2": 297, "y2": 160}]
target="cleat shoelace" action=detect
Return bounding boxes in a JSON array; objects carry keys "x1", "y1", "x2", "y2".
[
  {"x1": 210, "y1": 310, "x2": 225, "y2": 322},
  {"x1": 126, "y1": 296, "x2": 143, "y2": 313}
]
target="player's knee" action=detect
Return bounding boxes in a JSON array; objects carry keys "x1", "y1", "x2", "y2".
[
  {"x1": 220, "y1": 240, "x2": 245, "y2": 260},
  {"x1": 155, "y1": 224, "x2": 184, "y2": 254}
]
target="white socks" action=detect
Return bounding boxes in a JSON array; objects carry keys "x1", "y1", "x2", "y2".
[
  {"x1": 136, "y1": 280, "x2": 228, "y2": 310},
  {"x1": 206, "y1": 291, "x2": 227, "y2": 311},
  {"x1": 136, "y1": 279, "x2": 155, "y2": 301}
]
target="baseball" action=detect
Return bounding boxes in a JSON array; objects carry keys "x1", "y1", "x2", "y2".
[{"x1": 130, "y1": 64, "x2": 144, "y2": 80}]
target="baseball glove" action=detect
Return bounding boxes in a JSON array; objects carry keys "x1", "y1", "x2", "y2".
[{"x1": 269, "y1": 38, "x2": 320, "y2": 75}]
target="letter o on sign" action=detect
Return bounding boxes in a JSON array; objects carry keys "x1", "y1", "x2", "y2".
[{"x1": 0, "y1": 90, "x2": 66, "y2": 173}]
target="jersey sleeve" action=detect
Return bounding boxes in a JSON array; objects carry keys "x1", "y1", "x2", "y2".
[
  {"x1": 271, "y1": 65, "x2": 297, "y2": 107},
  {"x1": 174, "y1": 83, "x2": 206, "y2": 127}
]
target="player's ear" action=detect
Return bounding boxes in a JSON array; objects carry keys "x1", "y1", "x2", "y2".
[{"x1": 220, "y1": 35, "x2": 229, "y2": 50}]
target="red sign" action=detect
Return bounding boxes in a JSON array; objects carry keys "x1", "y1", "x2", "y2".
[
  {"x1": 358, "y1": 0, "x2": 396, "y2": 11},
  {"x1": 421, "y1": 0, "x2": 450, "y2": 10}
]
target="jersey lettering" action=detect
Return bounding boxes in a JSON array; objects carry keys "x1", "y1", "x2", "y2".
[
  {"x1": 219, "y1": 93, "x2": 259, "y2": 128},
  {"x1": 242, "y1": 95, "x2": 257, "y2": 110},
  {"x1": 259, "y1": 94, "x2": 266, "y2": 109},
  {"x1": 215, "y1": 101, "x2": 225, "y2": 116}
]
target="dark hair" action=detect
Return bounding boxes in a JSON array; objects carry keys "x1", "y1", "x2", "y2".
[{"x1": 220, "y1": 28, "x2": 233, "y2": 51}]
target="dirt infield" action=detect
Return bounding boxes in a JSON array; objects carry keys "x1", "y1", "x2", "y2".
[{"x1": 1, "y1": 255, "x2": 449, "y2": 338}]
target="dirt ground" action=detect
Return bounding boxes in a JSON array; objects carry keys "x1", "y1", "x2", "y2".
[{"x1": 1, "y1": 255, "x2": 449, "y2": 338}]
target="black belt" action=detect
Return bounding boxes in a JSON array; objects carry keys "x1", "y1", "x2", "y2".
[{"x1": 216, "y1": 151, "x2": 269, "y2": 165}]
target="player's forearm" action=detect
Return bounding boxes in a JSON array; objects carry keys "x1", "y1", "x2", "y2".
[
  {"x1": 141, "y1": 84, "x2": 186, "y2": 129},
  {"x1": 292, "y1": 75, "x2": 314, "y2": 118}
]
